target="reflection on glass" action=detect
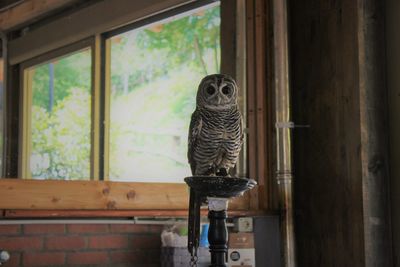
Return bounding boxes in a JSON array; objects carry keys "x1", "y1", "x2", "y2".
[
  {"x1": 28, "y1": 49, "x2": 92, "y2": 179},
  {"x1": 109, "y1": 3, "x2": 221, "y2": 182}
]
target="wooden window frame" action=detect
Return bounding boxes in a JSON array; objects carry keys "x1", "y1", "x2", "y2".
[
  {"x1": 19, "y1": 37, "x2": 100, "y2": 179},
  {"x1": 0, "y1": 0, "x2": 272, "y2": 218}
]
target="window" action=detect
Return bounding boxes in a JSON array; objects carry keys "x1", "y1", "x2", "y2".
[
  {"x1": 21, "y1": 48, "x2": 92, "y2": 179},
  {"x1": 107, "y1": 3, "x2": 221, "y2": 182},
  {"x1": 2, "y1": 0, "x2": 264, "y2": 214},
  {"x1": 19, "y1": 2, "x2": 226, "y2": 183}
]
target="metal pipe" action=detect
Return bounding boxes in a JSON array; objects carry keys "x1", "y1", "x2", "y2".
[
  {"x1": 0, "y1": 219, "x2": 175, "y2": 225},
  {"x1": 272, "y1": 0, "x2": 296, "y2": 266},
  {"x1": 0, "y1": 219, "x2": 234, "y2": 227}
]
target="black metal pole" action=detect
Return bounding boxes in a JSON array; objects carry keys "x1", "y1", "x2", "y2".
[{"x1": 208, "y1": 209, "x2": 228, "y2": 267}]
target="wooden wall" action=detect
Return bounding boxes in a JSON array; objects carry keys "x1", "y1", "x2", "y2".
[
  {"x1": 387, "y1": 0, "x2": 400, "y2": 266},
  {"x1": 289, "y1": 0, "x2": 392, "y2": 266}
]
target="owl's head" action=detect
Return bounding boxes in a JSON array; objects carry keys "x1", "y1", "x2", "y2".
[{"x1": 196, "y1": 74, "x2": 238, "y2": 110}]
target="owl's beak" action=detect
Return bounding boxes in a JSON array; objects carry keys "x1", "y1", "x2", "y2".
[{"x1": 217, "y1": 95, "x2": 221, "y2": 104}]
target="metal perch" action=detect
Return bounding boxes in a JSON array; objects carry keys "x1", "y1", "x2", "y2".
[{"x1": 185, "y1": 176, "x2": 256, "y2": 267}]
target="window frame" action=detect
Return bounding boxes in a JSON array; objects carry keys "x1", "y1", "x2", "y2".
[
  {"x1": 19, "y1": 37, "x2": 99, "y2": 179},
  {"x1": 0, "y1": 0, "x2": 272, "y2": 217}
]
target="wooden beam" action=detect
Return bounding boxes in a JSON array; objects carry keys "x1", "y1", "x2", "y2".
[
  {"x1": 8, "y1": 0, "x2": 193, "y2": 64},
  {"x1": 0, "y1": 179, "x2": 250, "y2": 210},
  {"x1": 0, "y1": 0, "x2": 80, "y2": 31}
]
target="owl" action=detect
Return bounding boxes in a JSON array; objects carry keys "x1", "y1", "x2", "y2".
[{"x1": 188, "y1": 74, "x2": 243, "y2": 176}]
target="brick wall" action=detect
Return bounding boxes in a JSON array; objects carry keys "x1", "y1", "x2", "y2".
[{"x1": 0, "y1": 223, "x2": 163, "y2": 267}]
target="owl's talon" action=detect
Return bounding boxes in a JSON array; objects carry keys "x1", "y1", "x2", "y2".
[{"x1": 216, "y1": 168, "x2": 229, "y2": 177}]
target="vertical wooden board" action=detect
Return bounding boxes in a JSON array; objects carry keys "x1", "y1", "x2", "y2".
[
  {"x1": 235, "y1": 0, "x2": 248, "y2": 179},
  {"x1": 264, "y1": 0, "x2": 278, "y2": 210},
  {"x1": 386, "y1": 0, "x2": 400, "y2": 265},
  {"x1": 245, "y1": 0, "x2": 259, "y2": 210},
  {"x1": 290, "y1": 0, "x2": 366, "y2": 266},
  {"x1": 220, "y1": 0, "x2": 236, "y2": 77},
  {"x1": 358, "y1": 0, "x2": 392, "y2": 265},
  {"x1": 254, "y1": 0, "x2": 267, "y2": 210},
  {"x1": 4, "y1": 65, "x2": 20, "y2": 178},
  {"x1": 229, "y1": 190, "x2": 251, "y2": 210}
]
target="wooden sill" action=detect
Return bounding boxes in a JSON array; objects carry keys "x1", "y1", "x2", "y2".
[{"x1": 0, "y1": 178, "x2": 252, "y2": 212}]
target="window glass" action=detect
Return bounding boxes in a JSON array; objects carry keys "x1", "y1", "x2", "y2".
[
  {"x1": 27, "y1": 49, "x2": 92, "y2": 179},
  {"x1": 109, "y1": 3, "x2": 220, "y2": 182}
]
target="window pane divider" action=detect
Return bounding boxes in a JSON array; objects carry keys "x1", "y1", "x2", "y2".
[
  {"x1": 91, "y1": 35, "x2": 102, "y2": 180},
  {"x1": 19, "y1": 67, "x2": 33, "y2": 178},
  {"x1": 103, "y1": 38, "x2": 111, "y2": 181}
]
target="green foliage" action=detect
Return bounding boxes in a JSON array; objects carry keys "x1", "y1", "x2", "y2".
[
  {"x1": 31, "y1": 50, "x2": 91, "y2": 110},
  {"x1": 110, "y1": 5, "x2": 220, "y2": 96},
  {"x1": 31, "y1": 88, "x2": 91, "y2": 179},
  {"x1": 137, "y1": 6, "x2": 220, "y2": 74},
  {"x1": 109, "y1": 69, "x2": 201, "y2": 180}
]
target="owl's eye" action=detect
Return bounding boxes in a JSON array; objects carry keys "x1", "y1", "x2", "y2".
[
  {"x1": 206, "y1": 86, "x2": 216, "y2": 95},
  {"x1": 221, "y1": 86, "x2": 231, "y2": 95}
]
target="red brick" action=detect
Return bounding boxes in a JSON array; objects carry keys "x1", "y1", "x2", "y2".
[
  {"x1": 2, "y1": 252, "x2": 21, "y2": 267},
  {"x1": 109, "y1": 250, "x2": 147, "y2": 264},
  {"x1": 24, "y1": 224, "x2": 65, "y2": 235},
  {"x1": 109, "y1": 224, "x2": 149, "y2": 233},
  {"x1": 0, "y1": 237, "x2": 43, "y2": 250},
  {"x1": 46, "y1": 236, "x2": 86, "y2": 250},
  {"x1": 67, "y1": 251, "x2": 108, "y2": 265},
  {"x1": 67, "y1": 224, "x2": 108, "y2": 234},
  {"x1": 0, "y1": 225, "x2": 21, "y2": 235},
  {"x1": 131, "y1": 235, "x2": 161, "y2": 249},
  {"x1": 88, "y1": 235, "x2": 128, "y2": 249},
  {"x1": 148, "y1": 225, "x2": 164, "y2": 234},
  {"x1": 23, "y1": 252, "x2": 65, "y2": 266}
]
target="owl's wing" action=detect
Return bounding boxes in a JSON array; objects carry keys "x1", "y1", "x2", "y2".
[
  {"x1": 188, "y1": 109, "x2": 202, "y2": 175},
  {"x1": 239, "y1": 112, "x2": 244, "y2": 146}
]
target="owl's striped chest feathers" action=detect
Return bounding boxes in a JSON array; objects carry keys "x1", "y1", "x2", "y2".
[
  {"x1": 190, "y1": 106, "x2": 243, "y2": 175},
  {"x1": 199, "y1": 107, "x2": 241, "y2": 144}
]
